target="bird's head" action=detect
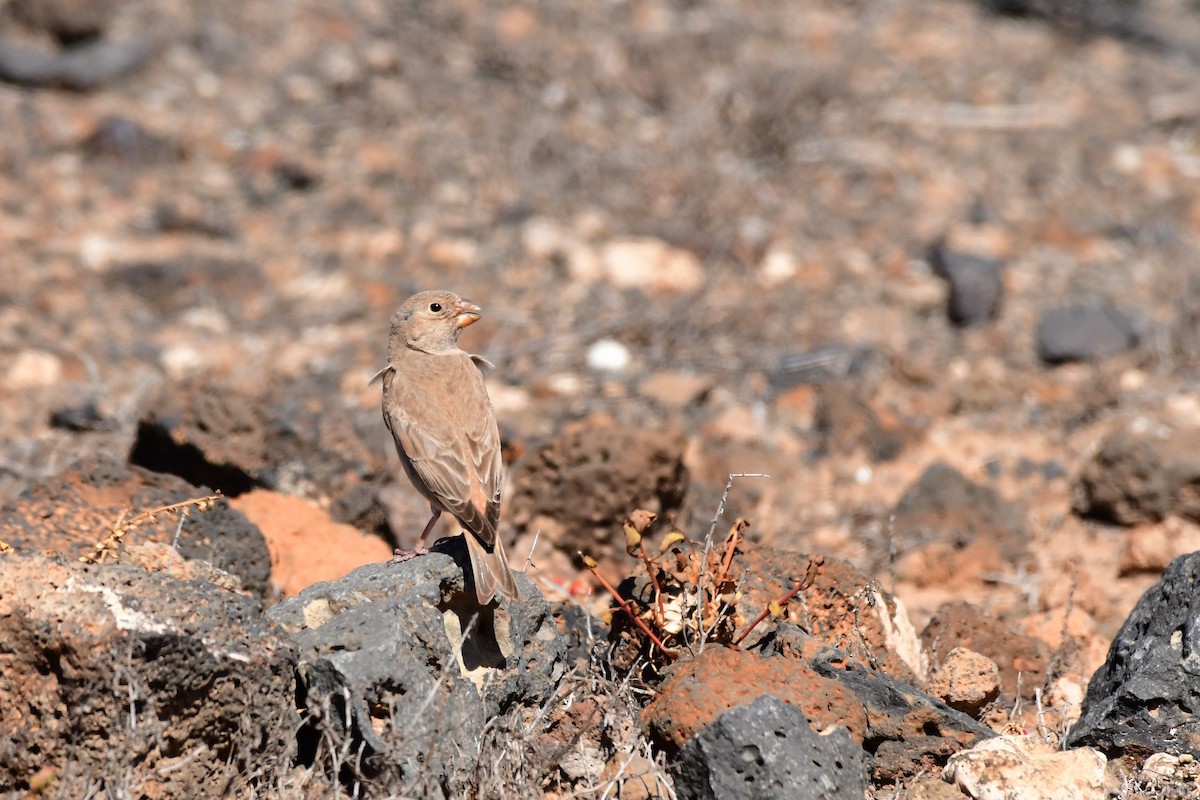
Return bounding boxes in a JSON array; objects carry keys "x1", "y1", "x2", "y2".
[{"x1": 389, "y1": 290, "x2": 482, "y2": 356}]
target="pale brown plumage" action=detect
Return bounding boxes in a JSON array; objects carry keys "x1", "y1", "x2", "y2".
[{"x1": 378, "y1": 290, "x2": 518, "y2": 604}]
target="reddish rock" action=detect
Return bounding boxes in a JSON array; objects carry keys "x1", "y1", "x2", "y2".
[
  {"x1": 927, "y1": 647, "x2": 1001, "y2": 718},
  {"x1": 922, "y1": 603, "x2": 1052, "y2": 701},
  {"x1": 641, "y1": 645, "x2": 868, "y2": 753},
  {"x1": 737, "y1": 547, "x2": 924, "y2": 682},
  {"x1": 642, "y1": 640, "x2": 991, "y2": 769},
  {"x1": 231, "y1": 488, "x2": 392, "y2": 596}
]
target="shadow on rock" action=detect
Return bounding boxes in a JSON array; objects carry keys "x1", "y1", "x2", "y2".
[{"x1": 267, "y1": 553, "x2": 566, "y2": 797}]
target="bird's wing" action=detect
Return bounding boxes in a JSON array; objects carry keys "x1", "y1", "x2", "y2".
[
  {"x1": 383, "y1": 356, "x2": 502, "y2": 546},
  {"x1": 470, "y1": 394, "x2": 504, "y2": 543}
]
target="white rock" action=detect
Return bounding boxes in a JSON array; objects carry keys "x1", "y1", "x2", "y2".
[
  {"x1": 486, "y1": 382, "x2": 530, "y2": 415},
  {"x1": 586, "y1": 338, "x2": 632, "y2": 372},
  {"x1": 876, "y1": 595, "x2": 929, "y2": 683},
  {"x1": 601, "y1": 237, "x2": 704, "y2": 293},
  {"x1": 1142, "y1": 752, "x2": 1181, "y2": 781},
  {"x1": 544, "y1": 372, "x2": 583, "y2": 396},
  {"x1": 160, "y1": 343, "x2": 207, "y2": 379},
  {"x1": 521, "y1": 216, "x2": 573, "y2": 261},
  {"x1": 80, "y1": 233, "x2": 118, "y2": 271},
  {"x1": 5, "y1": 349, "x2": 62, "y2": 389},
  {"x1": 521, "y1": 217, "x2": 602, "y2": 281},
  {"x1": 179, "y1": 307, "x2": 230, "y2": 334},
  {"x1": 759, "y1": 245, "x2": 798, "y2": 286},
  {"x1": 944, "y1": 737, "x2": 1106, "y2": 800}
]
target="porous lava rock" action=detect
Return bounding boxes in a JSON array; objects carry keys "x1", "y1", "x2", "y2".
[{"x1": 0, "y1": 553, "x2": 298, "y2": 797}]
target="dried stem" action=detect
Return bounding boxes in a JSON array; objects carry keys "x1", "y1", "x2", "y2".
[
  {"x1": 581, "y1": 552, "x2": 674, "y2": 659},
  {"x1": 82, "y1": 494, "x2": 224, "y2": 564},
  {"x1": 733, "y1": 556, "x2": 823, "y2": 646}
]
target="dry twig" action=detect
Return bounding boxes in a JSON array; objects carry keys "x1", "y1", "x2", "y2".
[{"x1": 82, "y1": 494, "x2": 223, "y2": 564}]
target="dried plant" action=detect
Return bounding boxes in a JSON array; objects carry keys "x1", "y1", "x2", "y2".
[
  {"x1": 81, "y1": 494, "x2": 224, "y2": 564},
  {"x1": 581, "y1": 508, "x2": 822, "y2": 676}
]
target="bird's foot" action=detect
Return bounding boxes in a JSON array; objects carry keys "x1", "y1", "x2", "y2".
[{"x1": 389, "y1": 545, "x2": 430, "y2": 564}]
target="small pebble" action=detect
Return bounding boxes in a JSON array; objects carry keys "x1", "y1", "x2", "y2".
[
  {"x1": 6, "y1": 349, "x2": 62, "y2": 389},
  {"x1": 586, "y1": 338, "x2": 631, "y2": 372}
]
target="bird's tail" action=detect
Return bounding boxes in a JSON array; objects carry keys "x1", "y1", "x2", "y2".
[{"x1": 465, "y1": 532, "x2": 520, "y2": 605}]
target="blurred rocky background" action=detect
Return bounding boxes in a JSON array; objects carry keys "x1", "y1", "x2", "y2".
[{"x1": 5, "y1": 0, "x2": 1200, "y2": 796}]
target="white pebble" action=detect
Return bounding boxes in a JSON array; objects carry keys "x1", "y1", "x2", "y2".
[
  {"x1": 586, "y1": 338, "x2": 631, "y2": 372},
  {"x1": 5, "y1": 349, "x2": 62, "y2": 389}
]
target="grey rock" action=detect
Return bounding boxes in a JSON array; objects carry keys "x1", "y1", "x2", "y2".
[
  {"x1": 893, "y1": 462, "x2": 1027, "y2": 562},
  {"x1": 0, "y1": 553, "x2": 298, "y2": 796},
  {"x1": 1068, "y1": 550, "x2": 1200, "y2": 756},
  {"x1": 806, "y1": 646, "x2": 995, "y2": 753},
  {"x1": 814, "y1": 383, "x2": 907, "y2": 463},
  {"x1": 930, "y1": 246, "x2": 1004, "y2": 327},
  {"x1": 0, "y1": 35, "x2": 155, "y2": 90},
  {"x1": 1035, "y1": 303, "x2": 1138, "y2": 364},
  {"x1": 896, "y1": 462, "x2": 1025, "y2": 533},
  {"x1": 82, "y1": 116, "x2": 183, "y2": 165},
  {"x1": 268, "y1": 548, "x2": 566, "y2": 797},
  {"x1": 673, "y1": 695, "x2": 866, "y2": 800}
]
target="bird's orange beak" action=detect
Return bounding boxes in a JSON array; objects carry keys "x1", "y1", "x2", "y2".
[{"x1": 454, "y1": 299, "x2": 482, "y2": 329}]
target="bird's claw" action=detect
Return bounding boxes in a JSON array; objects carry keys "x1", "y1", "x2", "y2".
[{"x1": 389, "y1": 545, "x2": 430, "y2": 564}]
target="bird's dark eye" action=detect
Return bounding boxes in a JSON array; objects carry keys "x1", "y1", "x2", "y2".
[{"x1": 429, "y1": 302, "x2": 442, "y2": 313}]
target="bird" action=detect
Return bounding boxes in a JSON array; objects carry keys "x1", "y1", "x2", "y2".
[{"x1": 375, "y1": 290, "x2": 519, "y2": 604}]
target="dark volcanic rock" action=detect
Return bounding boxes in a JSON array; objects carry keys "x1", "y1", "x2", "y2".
[
  {"x1": 1035, "y1": 303, "x2": 1139, "y2": 364},
  {"x1": 930, "y1": 245, "x2": 1005, "y2": 327},
  {"x1": 130, "y1": 375, "x2": 389, "y2": 531},
  {"x1": 893, "y1": 462, "x2": 1028, "y2": 564},
  {"x1": 49, "y1": 401, "x2": 116, "y2": 432},
  {"x1": 0, "y1": 35, "x2": 155, "y2": 90},
  {"x1": 814, "y1": 383, "x2": 908, "y2": 463},
  {"x1": 0, "y1": 455, "x2": 272, "y2": 598},
  {"x1": 674, "y1": 695, "x2": 866, "y2": 800},
  {"x1": 0, "y1": 553, "x2": 298, "y2": 797},
  {"x1": 1068, "y1": 551, "x2": 1200, "y2": 757},
  {"x1": 806, "y1": 646, "x2": 995, "y2": 777},
  {"x1": 1074, "y1": 422, "x2": 1200, "y2": 525},
  {"x1": 82, "y1": 116, "x2": 183, "y2": 165},
  {"x1": 508, "y1": 420, "x2": 688, "y2": 561},
  {"x1": 896, "y1": 463, "x2": 1025, "y2": 537},
  {"x1": 976, "y1": 0, "x2": 1144, "y2": 38},
  {"x1": 10, "y1": 0, "x2": 113, "y2": 44},
  {"x1": 872, "y1": 736, "x2": 964, "y2": 786},
  {"x1": 267, "y1": 551, "x2": 565, "y2": 797}
]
